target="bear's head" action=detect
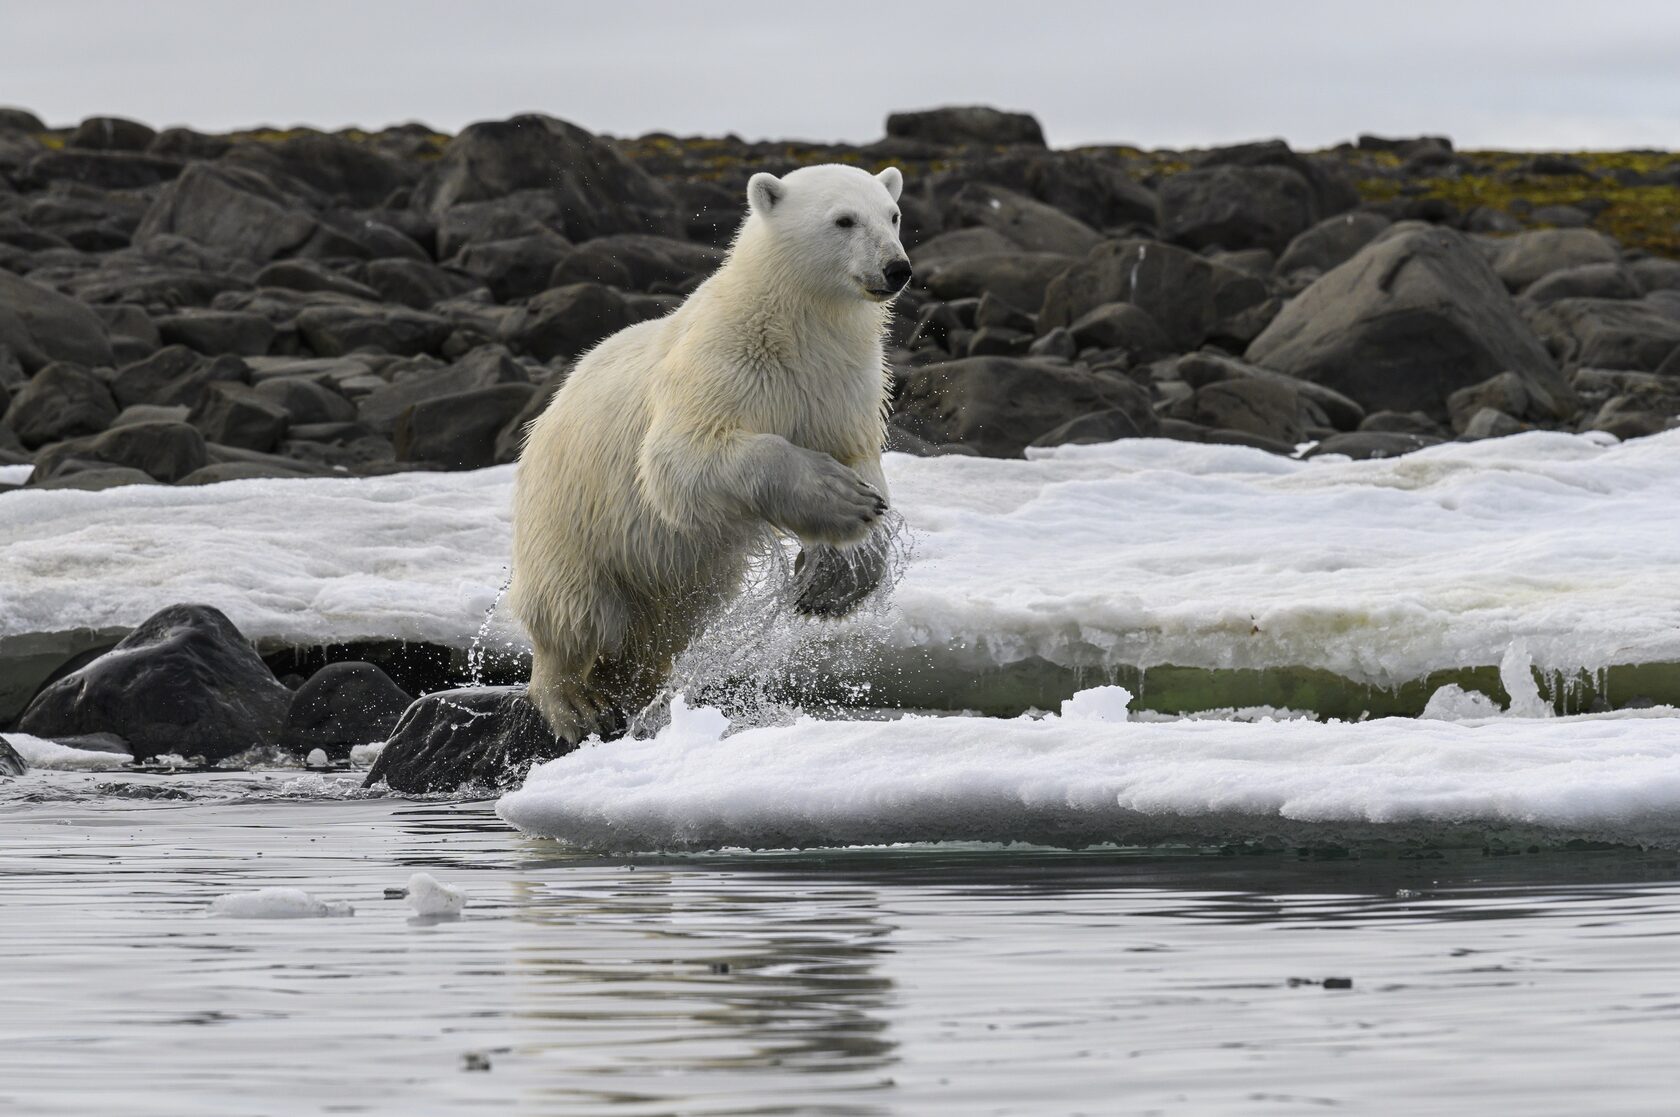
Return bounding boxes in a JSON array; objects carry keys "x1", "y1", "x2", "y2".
[{"x1": 744, "y1": 164, "x2": 911, "y2": 303}]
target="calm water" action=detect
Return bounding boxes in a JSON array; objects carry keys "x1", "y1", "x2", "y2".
[{"x1": 3, "y1": 772, "x2": 1679, "y2": 1116}]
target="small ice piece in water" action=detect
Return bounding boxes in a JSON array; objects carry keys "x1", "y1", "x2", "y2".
[
  {"x1": 405, "y1": 872, "x2": 466, "y2": 917},
  {"x1": 1420, "y1": 684, "x2": 1502, "y2": 721},
  {"x1": 1500, "y1": 638, "x2": 1552, "y2": 718},
  {"x1": 1059, "y1": 685, "x2": 1132, "y2": 724},
  {"x1": 210, "y1": 887, "x2": 354, "y2": 918},
  {"x1": 305, "y1": 748, "x2": 330, "y2": 768}
]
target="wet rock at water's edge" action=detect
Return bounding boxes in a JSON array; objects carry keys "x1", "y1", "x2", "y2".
[{"x1": 364, "y1": 686, "x2": 570, "y2": 794}]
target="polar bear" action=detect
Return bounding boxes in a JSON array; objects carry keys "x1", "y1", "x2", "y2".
[{"x1": 508, "y1": 163, "x2": 911, "y2": 741}]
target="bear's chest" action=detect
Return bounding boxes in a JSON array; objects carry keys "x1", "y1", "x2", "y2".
[{"x1": 739, "y1": 347, "x2": 883, "y2": 459}]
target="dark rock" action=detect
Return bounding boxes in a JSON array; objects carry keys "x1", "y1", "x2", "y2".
[
  {"x1": 4, "y1": 362, "x2": 118, "y2": 447},
  {"x1": 1027, "y1": 327, "x2": 1077, "y2": 360},
  {"x1": 279, "y1": 662, "x2": 413, "y2": 759},
  {"x1": 363, "y1": 686, "x2": 565, "y2": 793},
  {"x1": 17, "y1": 604, "x2": 292, "y2": 763},
  {"x1": 1445, "y1": 371, "x2": 1563, "y2": 433},
  {"x1": 1068, "y1": 302, "x2": 1171, "y2": 357},
  {"x1": 1276, "y1": 212, "x2": 1391, "y2": 275},
  {"x1": 129, "y1": 352, "x2": 251, "y2": 409},
  {"x1": 1586, "y1": 394, "x2": 1679, "y2": 439},
  {"x1": 155, "y1": 309, "x2": 276, "y2": 356},
  {"x1": 934, "y1": 151, "x2": 1157, "y2": 231},
  {"x1": 413, "y1": 114, "x2": 677, "y2": 240},
  {"x1": 29, "y1": 465, "x2": 155, "y2": 490},
  {"x1": 1488, "y1": 229, "x2": 1619, "y2": 292},
  {"x1": 255, "y1": 260, "x2": 382, "y2": 301},
  {"x1": 357, "y1": 345, "x2": 528, "y2": 433},
  {"x1": 1158, "y1": 165, "x2": 1318, "y2": 254},
  {"x1": 1199, "y1": 140, "x2": 1359, "y2": 218},
  {"x1": 923, "y1": 252, "x2": 1078, "y2": 311},
  {"x1": 911, "y1": 227, "x2": 1020, "y2": 274},
  {"x1": 176, "y1": 462, "x2": 315, "y2": 485},
  {"x1": 30, "y1": 420, "x2": 208, "y2": 483},
  {"x1": 0, "y1": 736, "x2": 24, "y2": 776},
  {"x1": 0, "y1": 107, "x2": 46, "y2": 133},
  {"x1": 966, "y1": 327, "x2": 1032, "y2": 357},
  {"x1": 449, "y1": 232, "x2": 573, "y2": 302},
  {"x1": 550, "y1": 234, "x2": 723, "y2": 293},
  {"x1": 1193, "y1": 378, "x2": 1309, "y2": 444},
  {"x1": 93, "y1": 304, "x2": 161, "y2": 362},
  {"x1": 111, "y1": 403, "x2": 190, "y2": 427},
  {"x1": 974, "y1": 291, "x2": 1036, "y2": 332},
  {"x1": 434, "y1": 193, "x2": 560, "y2": 257},
  {"x1": 250, "y1": 376, "x2": 355, "y2": 424},
  {"x1": 394, "y1": 383, "x2": 538, "y2": 469},
  {"x1": 1460, "y1": 407, "x2": 1525, "y2": 439},
  {"x1": 1521, "y1": 263, "x2": 1642, "y2": 306},
  {"x1": 502, "y1": 282, "x2": 639, "y2": 361},
  {"x1": 134, "y1": 163, "x2": 319, "y2": 263},
  {"x1": 1176, "y1": 351, "x2": 1366, "y2": 430},
  {"x1": 296, "y1": 302, "x2": 452, "y2": 357},
  {"x1": 222, "y1": 133, "x2": 417, "y2": 209},
  {"x1": 944, "y1": 182, "x2": 1102, "y2": 256},
  {"x1": 1629, "y1": 257, "x2": 1680, "y2": 294},
  {"x1": 1360, "y1": 410, "x2": 1445, "y2": 436},
  {"x1": 1039, "y1": 239, "x2": 1270, "y2": 352},
  {"x1": 1530, "y1": 204, "x2": 1590, "y2": 228},
  {"x1": 67, "y1": 116, "x2": 156, "y2": 152},
  {"x1": 357, "y1": 258, "x2": 483, "y2": 309},
  {"x1": 188, "y1": 384, "x2": 290, "y2": 452},
  {"x1": 1527, "y1": 298, "x2": 1680, "y2": 372},
  {"x1": 1029, "y1": 407, "x2": 1153, "y2": 447},
  {"x1": 894, "y1": 356, "x2": 1158, "y2": 457},
  {"x1": 885, "y1": 106, "x2": 1045, "y2": 147},
  {"x1": 22, "y1": 149, "x2": 182, "y2": 190},
  {"x1": 147, "y1": 127, "x2": 232, "y2": 160},
  {"x1": 1246, "y1": 225, "x2": 1566, "y2": 417},
  {"x1": 0, "y1": 268, "x2": 115, "y2": 372},
  {"x1": 1307, "y1": 431, "x2": 1444, "y2": 459}
]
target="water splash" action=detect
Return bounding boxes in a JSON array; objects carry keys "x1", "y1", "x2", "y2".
[
  {"x1": 635, "y1": 513, "x2": 916, "y2": 736},
  {"x1": 467, "y1": 566, "x2": 513, "y2": 686}
]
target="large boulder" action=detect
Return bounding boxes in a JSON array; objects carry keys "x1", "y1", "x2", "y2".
[
  {"x1": 1246, "y1": 225, "x2": 1567, "y2": 417},
  {"x1": 922, "y1": 252, "x2": 1078, "y2": 311},
  {"x1": 134, "y1": 163, "x2": 320, "y2": 263},
  {"x1": 222, "y1": 133, "x2": 418, "y2": 208},
  {"x1": 393, "y1": 383, "x2": 538, "y2": 469},
  {"x1": 1039, "y1": 239, "x2": 1271, "y2": 352},
  {"x1": 280, "y1": 661, "x2": 413, "y2": 759},
  {"x1": 363, "y1": 686, "x2": 565, "y2": 793},
  {"x1": 0, "y1": 268, "x2": 114, "y2": 372},
  {"x1": 1158, "y1": 165, "x2": 1318, "y2": 254},
  {"x1": 16, "y1": 604, "x2": 292, "y2": 763},
  {"x1": 412, "y1": 114, "x2": 677, "y2": 240},
  {"x1": 502, "y1": 282, "x2": 640, "y2": 361},
  {"x1": 29, "y1": 420, "x2": 208, "y2": 483},
  {"x1": 296, "y1": 302, "x2": 452, "y2": 357},
  {"x1": 67, "y1": 115, "x2": 156, "y2": 151},
  {"x1": 1276, "y1": 212, "x2": 1392, "y2": 276},
  {"x1": 1487, "y1": 229, "x2": 1620, "y2": 292},
  {"x1": 942, "y1": 182, "x2": 1103, "y2": 256},
  {"x1": 930, "y1": 151, "x2": 1157, "y2": 231},
  {"x1": 356, "y1": 345, "x2": 528, "y2": 433},
  {"x1": 893, "y1": 356, "x2": 1158, "y2": 457},
  {"x1": 885, "y1": 106, "x2": 1046, "y2": 147},
  {"x1": 4, "y1": 362, "x2": 118, "y2": 447}
]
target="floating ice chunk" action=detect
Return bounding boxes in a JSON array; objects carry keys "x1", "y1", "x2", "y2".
[
  {"x1": 305, "y1": 748, "x2": 330, "y2": 768},
  {"x1": 404, "y1": 872, "x2": 466, "y2": 917},
  {"x1": 210, "y1": 887, "x2": 354, "y2": 918},
  {"x1": 1059, "y1": 685, "x2": 1132, "y2": 723},
  {"x1": 1420, "y1": 685, "x2": 1503, "y2": 722},
  {"x1": 497, "y1": 701, "x2": 1680, "y2": 852},
  {"x1": 1500, "y1": 639, "x2": 1552, "y2": 718}
]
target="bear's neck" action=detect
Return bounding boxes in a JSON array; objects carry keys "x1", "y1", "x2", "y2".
[{"x1": 699, "y1": 227, "x2": 889, "y2": 363}]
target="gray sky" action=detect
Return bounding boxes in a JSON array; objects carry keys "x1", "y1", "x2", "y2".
[{"x1": 4, "y1": 0, "x2": 1678, "y2": 150}]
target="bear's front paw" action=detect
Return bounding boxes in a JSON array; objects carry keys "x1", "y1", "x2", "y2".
[
  {"x1": 793, "y1": 534, "x2": 890, "y2": 618},
  {"x1": 782, "y1": 452, "x2": 886, "y2": 545}
]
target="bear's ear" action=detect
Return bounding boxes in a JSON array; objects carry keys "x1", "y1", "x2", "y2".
[
  {"x1": 876, "y1": 166, "x2": 903, "y2": 202},
  {"x1": 747, "y1": 172, "x2": 785, "y2": 216}
]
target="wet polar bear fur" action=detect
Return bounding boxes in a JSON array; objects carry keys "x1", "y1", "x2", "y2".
[{"x1": 509, "y1": 163, "x2": 911, "y2": 742}]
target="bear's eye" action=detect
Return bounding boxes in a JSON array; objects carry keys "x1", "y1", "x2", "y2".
[
  {"x1": 835, "y1": 215, "x2": 855, "y2": 229},
  {"x1": 890, "y1": 213, "x2": 900, "y2": 225}
]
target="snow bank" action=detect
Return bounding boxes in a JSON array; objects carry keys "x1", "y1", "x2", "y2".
[
  {"x1": 3, "y1": 733, "x2": 131, "y2": 771},
  {"x1": 496, "y1": 692, "x2": 1680, "y2": 852},
  {"x1": 3, "y1": 431, "x2": 1678, "y2": 687},
  {"x1": 209, "y1": 887, "x2": 354, "y2": 918}
]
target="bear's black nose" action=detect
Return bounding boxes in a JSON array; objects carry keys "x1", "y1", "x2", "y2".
[{"x1": 883, "y1": 259, "x2": 912, "y2": 291}]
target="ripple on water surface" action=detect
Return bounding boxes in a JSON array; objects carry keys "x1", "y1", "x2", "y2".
[{"x1": 2, "y1": 771, "x2": 1679, "y2": 1116}]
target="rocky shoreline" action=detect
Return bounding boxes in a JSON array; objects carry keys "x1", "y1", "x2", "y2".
[{"x1": 1, "y1": 104, "x2": 1677, "y2": 491}]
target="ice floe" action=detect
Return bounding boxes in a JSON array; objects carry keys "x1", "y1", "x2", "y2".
[{"x1": 209, "y1": 887, "x2": 354, "y2": 918}]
